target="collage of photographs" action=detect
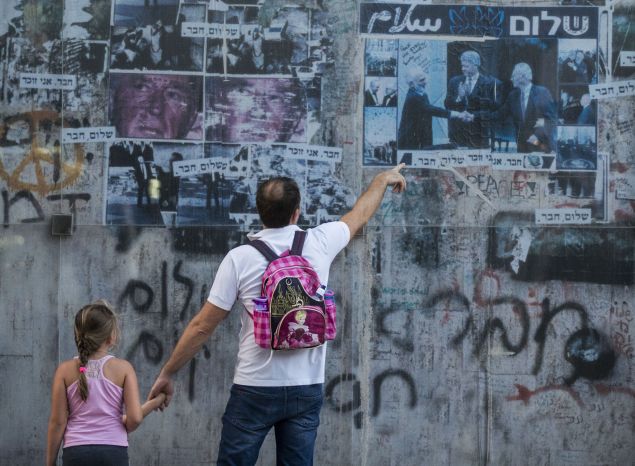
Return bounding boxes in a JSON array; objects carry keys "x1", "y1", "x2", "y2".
[
  {"x1": 101, "y1": 0, "x2": 342, "y2": 227},
  {"x1": 361, "y1": 4, "x2": 607, "y2": 220}
]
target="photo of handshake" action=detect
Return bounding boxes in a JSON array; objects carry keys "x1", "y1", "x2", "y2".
[{"x1": 453, "y1": 110, "x2": 474, "y2": 122}]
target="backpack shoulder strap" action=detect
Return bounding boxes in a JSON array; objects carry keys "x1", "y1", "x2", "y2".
[
  {"x1": 249, "y1": 239, "x2": 279, "y2": 263},
  {"x1": 290, "y1": 230, "x2": 307, "y2": 256}
]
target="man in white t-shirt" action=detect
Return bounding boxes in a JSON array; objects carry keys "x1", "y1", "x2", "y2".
[{"x1": 148, "y1": 164, "x2": 407, "y2": 465}]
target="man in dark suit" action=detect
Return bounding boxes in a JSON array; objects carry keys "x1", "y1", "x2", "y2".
[
  {"x1": 364, "y1": 80, "x2": 380, "y2": 106},
  {"x1": 445, "y1": 51, "x2": 500, "y2": 148},
  {"x1": 398, "y1": 70, "x2": 466, "y2": 150},
  {"x1": 577, "y1": 93, "x2": 596, "y2": 125},
  {"x1": 382, "y1": 86, "x2": 397, "y2": 107},
  {"x1": 496, "y1": 63, "x2": 557, "y2": 153}
]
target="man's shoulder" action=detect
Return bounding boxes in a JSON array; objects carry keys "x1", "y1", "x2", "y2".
[
  {"x1": 532, "y1": 84, "x2": 550, "y2": 94},
  {"x1": 309, "y1": 221, "x2": 349, "y2": 238},
  {"x1": 307, "y1": 222, "x2": 350, "y2": 249}
]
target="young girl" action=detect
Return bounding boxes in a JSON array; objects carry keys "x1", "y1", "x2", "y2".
[{"x1": 46, "y1": 301, "x2": 165, "y2": 466}]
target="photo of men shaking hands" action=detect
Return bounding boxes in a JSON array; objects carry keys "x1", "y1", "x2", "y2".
[{"x1": 364, "y1": 35, "x2": 598, "y2": 171}]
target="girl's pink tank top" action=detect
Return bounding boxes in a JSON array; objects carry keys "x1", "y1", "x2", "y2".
[{"x1": 64, "y1": 355, "x2": 128, "y2": 448}]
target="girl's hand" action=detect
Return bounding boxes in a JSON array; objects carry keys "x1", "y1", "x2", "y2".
[{"x1": 146, "y1": 393, "x2": 167, "y2": 412}]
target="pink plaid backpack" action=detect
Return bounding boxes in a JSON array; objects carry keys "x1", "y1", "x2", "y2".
[{"x1": 249, "y1": 230, "x2": 336, "y2": 350}]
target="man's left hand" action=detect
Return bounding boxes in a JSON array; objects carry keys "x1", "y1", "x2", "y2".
[{"x1": 148, "y1": 372, "x2": 174, "y2": 411}]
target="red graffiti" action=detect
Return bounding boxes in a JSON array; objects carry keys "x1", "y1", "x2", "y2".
[{"x1": 506, "y1": 383, "x2": 584, "y2": 407}]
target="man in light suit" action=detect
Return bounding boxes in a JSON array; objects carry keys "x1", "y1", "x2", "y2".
[
  {"x1": 398, "y1": 69, "x2": 466, "y2": 150},
  {"x1": 496, "y1": 63, "x2": 557, "y2": 153},
  {"x1": 445, "y1": 51, "x2": 500, "y2": 148},
  {"x1": 364, "y1": 80, "x2": 381, "y2": 106}
]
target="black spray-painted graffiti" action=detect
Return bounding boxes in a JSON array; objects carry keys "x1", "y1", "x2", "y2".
[
  {"x1": 2, "y1": 189, "x2": 45, "y2": 225},
  {"x1": 118, "y1": 260, "x2": 210, "y2": 401},
  {"x1": 325, "y1": 369, "x2": 417, "y2": 429},
  {"x1": 2, "y1": 189, "x2": 91, "y2": 227},
  {"x1": 328, "y1": 287, "x2": 620, "y2": 428},
  {"x1": 376, "y1": 288, "x2": 617, "y2": 386}
]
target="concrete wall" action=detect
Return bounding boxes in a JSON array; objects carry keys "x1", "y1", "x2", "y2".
[{"x1": 1, "y1": 1, "x2": 634, "y2": 465}]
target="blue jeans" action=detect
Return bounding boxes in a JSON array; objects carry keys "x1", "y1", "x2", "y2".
[{"x1": 217, "y1": 383, "x2": 323, "y2": 466}]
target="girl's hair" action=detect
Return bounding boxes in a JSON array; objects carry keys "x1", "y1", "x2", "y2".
[{"x1": 73, "y1": 300, "x2": 119, "y2": 401}]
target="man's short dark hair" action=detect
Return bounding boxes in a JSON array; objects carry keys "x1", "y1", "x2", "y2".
[{"x1": 256, "y1": 177, "x2": 300, "y2": 228}]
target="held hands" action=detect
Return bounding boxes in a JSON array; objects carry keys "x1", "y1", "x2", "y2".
[
  {"x1": 380, "y1": 163, "x2": 407, "y2": 193},
  {"x1": 121, "y1": 393, "x2": 167, "y2": 425},
  {"x1": 147, "y1": 372, "x2": 174, "y2": 411}
]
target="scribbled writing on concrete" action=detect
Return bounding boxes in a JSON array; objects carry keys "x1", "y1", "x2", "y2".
[
  {"x1": 615, "y1": 177, "x2": 635, "y2": 201},
  {"x1": 619, "y1": 52, "x2": 635, "y2": 68},
  {"x1": 62, "y1": 127, "x2": 116, "y2": 143},
  {"x1": 19, "y1": 73, "x2": 77, "y2": 90},
  {"x1": 173, "y1": 157, "x2": 232, "y2": 177},
  {"x1": 284, "y1": 144, "x2": 342, "y2": 163},
  {"x1": 535, "y1": 208, "x2": 592, "y2": 225},
  {"x1": 181, "y1": 22, "x2": 240, "y2": 39},
  {"x1": 589, "y1": 80, "x2": 635, "y2": 100}
]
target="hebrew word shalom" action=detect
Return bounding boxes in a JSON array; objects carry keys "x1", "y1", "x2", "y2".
[
  {"x1": 173, "y1": 157, "x2": 231, "y2": 177},
  {"x1": 284, "y1": 144, "x2": 343, "y2": 163},
  {"x1": 62, "y1": 127, "x2": 116, "y2": 143},
  {"x1": 535, "y1": 208, "x2": 592, "y2": 225},
  {"x1": 407, "y1": 149, "x2": 491, "y2": 169},
  {"x1": 181, "y1": 22, "x2": 240, "y2": 39},
  {"x1": 619, "y1": 51, "x2": 635, "y2": 68},
  {"x1": 589, "y1": 80, "x2": 635, "y2": 100},
  {"x1": 19, "y1": 73, "x2": 77, "y2": 90}
]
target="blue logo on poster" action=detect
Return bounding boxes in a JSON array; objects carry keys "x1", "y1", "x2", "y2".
[{"x1": 449, "y1": 7, "x2": 505, "y2": 37}]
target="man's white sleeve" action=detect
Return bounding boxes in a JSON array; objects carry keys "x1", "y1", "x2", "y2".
[
  {"x1": 312, "y1": 221, "x2": 350, "y2": 262},
  {"x1": 207, "y1": 253, "x2": 238, "y2": 312}
]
